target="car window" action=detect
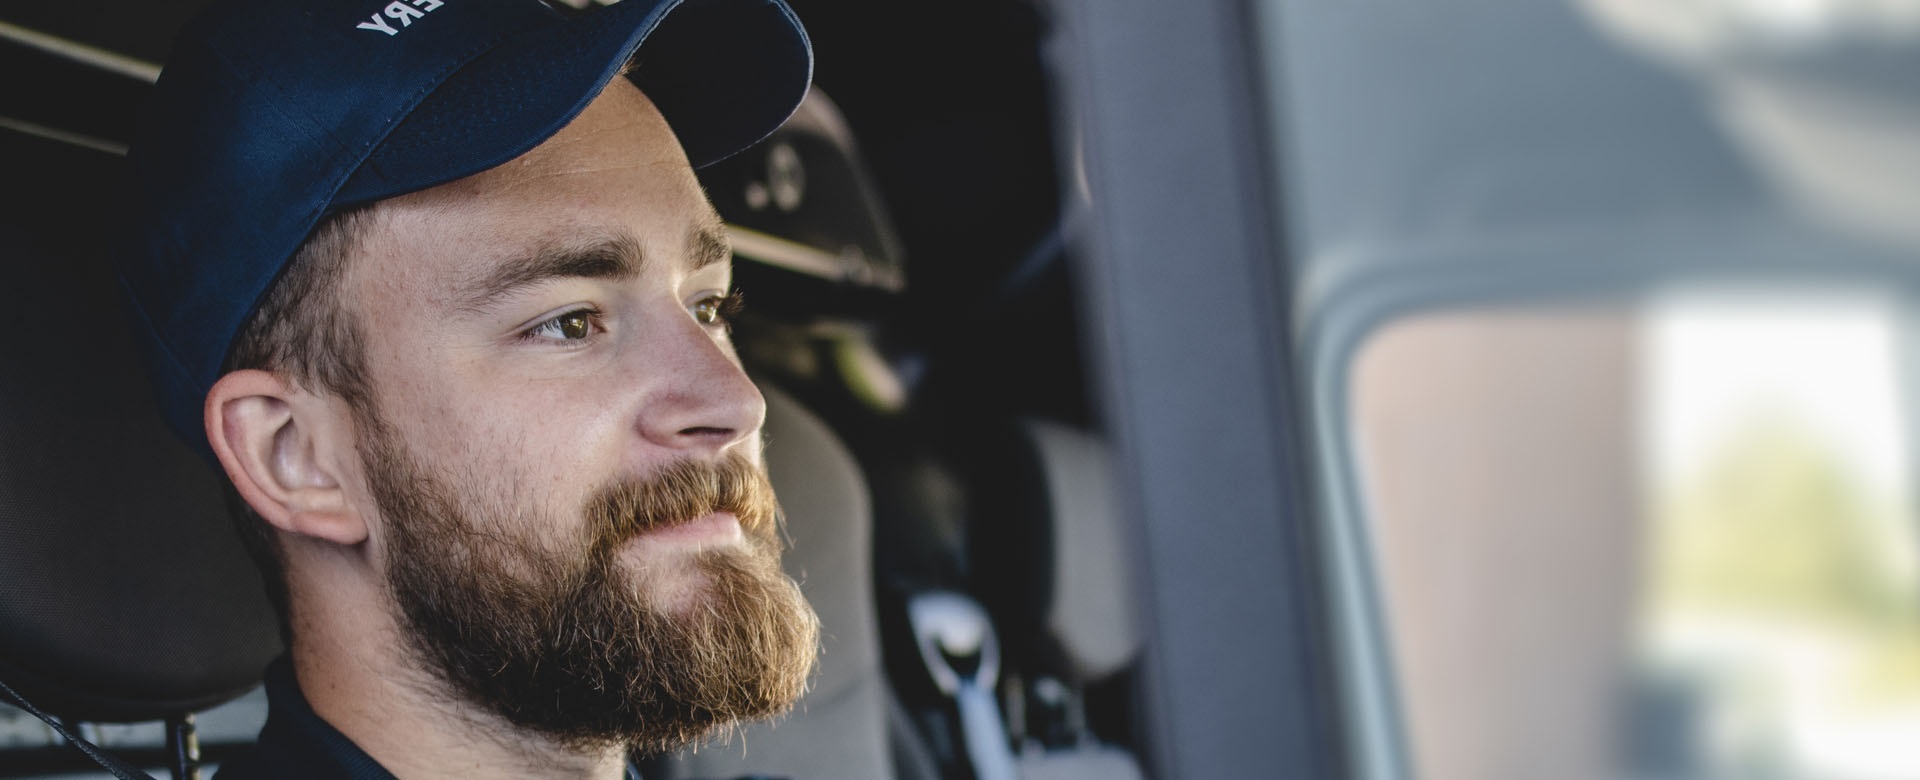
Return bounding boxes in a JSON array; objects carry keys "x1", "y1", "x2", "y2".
[
  {"x1": 1348, "y1": 292, "x2": 1920, "y2": 780},
  {"x1": 1255, "y1": 0, "x2": 1920, "y2": 778}
]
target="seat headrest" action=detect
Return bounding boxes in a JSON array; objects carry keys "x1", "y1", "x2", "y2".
[
  {"x1": 0, "y1": 131, "x2": 280, "y2": 723},
  {"x1": 970, "y1": 419, "x2": 1141, "y2": 683},
  {"x1": 1022, "y1": 420, "x2": 1141, "y2": 681}
]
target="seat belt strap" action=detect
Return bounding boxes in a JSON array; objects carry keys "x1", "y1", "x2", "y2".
[{"x1": 0, "y1": 674, "x2": 158, "y2": 780}]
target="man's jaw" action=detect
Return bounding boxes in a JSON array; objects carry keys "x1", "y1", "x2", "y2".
[{"x1": 356, "y1": 417, "x2": 815, "y2": 755}]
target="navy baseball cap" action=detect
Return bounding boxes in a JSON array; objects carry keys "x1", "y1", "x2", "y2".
[{"x1": 118, "y1": 0, "x2": 811, "y2": 457}]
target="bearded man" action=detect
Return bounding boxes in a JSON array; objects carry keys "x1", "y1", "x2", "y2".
[{"x1": 115, "y1": 0, "x2": 822, "y2": 776}]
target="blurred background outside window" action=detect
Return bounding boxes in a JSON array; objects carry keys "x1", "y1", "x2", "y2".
[
  {"x1": 1274, "y1": 0, "x2": 1920, "y2": 777},
  {"x1": 1350, "y1": 293, "x2": 1920, "y2": 780}
]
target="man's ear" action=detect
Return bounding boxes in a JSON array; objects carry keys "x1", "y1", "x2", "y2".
[{"x1": 206, "y1": 369, "x2": 367, "y2": 546}]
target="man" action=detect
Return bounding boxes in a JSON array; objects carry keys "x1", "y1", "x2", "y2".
[{"x1": 116, "y1": 0, "x2": 822, "y2": 776}]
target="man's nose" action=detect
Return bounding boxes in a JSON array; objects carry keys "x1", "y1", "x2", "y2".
[{"x1": 631, "y1": 317, "x2": 766, "y2": 454}]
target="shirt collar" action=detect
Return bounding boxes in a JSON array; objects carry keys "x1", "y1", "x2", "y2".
[{"x1": 219, "y1": 656, "x2": 643, "y2": 780}]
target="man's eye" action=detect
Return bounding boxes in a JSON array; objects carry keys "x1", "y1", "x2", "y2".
[
  {"x1": 526, "y1": 309, "x2": 598, "y2": 341},
  {"x1": 693, "y1": 290, "x2": 746, "y2": 327}
]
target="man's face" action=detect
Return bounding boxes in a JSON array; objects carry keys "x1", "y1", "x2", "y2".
[{"x1": 331, "y1": 80, "x2": 818, "y2": 751}]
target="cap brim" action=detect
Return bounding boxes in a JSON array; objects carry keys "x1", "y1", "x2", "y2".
[{"x1": 338, "y1": 0, "x2": 811, "y2": 206}]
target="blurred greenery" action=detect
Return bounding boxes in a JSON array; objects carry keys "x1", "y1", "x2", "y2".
[{"x1": 1651, "y1": 409, "x2": 1920, "y2": 701}]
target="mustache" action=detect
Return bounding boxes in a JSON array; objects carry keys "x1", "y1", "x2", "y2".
[{"x1": 585, "y1": 453, "x2": 779, "y2": 546}]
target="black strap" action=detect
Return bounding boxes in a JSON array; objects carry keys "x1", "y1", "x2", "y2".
[{"x1": 0, "y1": 674, "x2": 158, "y2": 780}]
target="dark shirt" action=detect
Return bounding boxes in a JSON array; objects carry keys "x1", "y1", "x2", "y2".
[{"x1": 215, "y1": 657, "x2": 643, "y2": 780}]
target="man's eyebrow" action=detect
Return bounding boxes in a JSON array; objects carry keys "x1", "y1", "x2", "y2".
[
  {"x1": 689, "y1": 222, "x2": 732, "y2": 273},
  {"x1": 455, "y1": 234, "x2": 643, "y2": 312}
]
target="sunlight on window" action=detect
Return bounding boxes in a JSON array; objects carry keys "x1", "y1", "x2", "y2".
[{"x1": 1636, "y1": 293, "x2": 1920, "y2": 780}]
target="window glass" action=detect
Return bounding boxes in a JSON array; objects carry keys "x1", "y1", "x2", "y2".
[{"x1": 1349, "y1": 293, "x2": 1920, "y2": 780}]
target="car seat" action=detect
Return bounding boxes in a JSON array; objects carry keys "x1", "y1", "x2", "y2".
[
  {"x1": 0, "y1": 92, "x2": 283, "y2": 780},
  {"x1": 965, "y1": 420, "x2": 1145, "y2": 780}
]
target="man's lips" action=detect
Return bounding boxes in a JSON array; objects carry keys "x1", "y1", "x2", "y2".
[{"x1": 635, "y1": 511, "x2": 744, "y2": 546}]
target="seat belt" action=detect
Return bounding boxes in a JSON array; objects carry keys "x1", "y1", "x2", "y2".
[
  {"x1": 0, "y1": 674, "x2": 158, "y2": 780},
  {"x1": 905, "y1": 591, "x2": 1019, "y2": 780}
]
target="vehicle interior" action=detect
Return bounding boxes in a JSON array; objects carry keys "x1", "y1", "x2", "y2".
[{"x1": 7, "y1": 0, "x2": 1920, "y2": 779}]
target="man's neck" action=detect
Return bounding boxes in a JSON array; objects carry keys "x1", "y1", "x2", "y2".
[{"x1": 287, "y1": 612, "x2": 630, "y2": 780}]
